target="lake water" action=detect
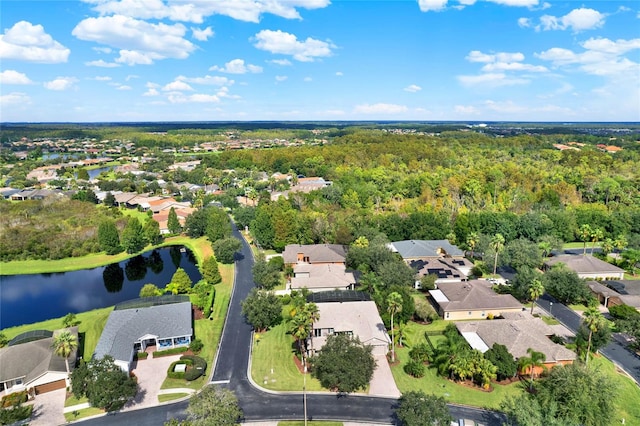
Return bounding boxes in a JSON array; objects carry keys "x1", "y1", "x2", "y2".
[{"x1": 0, "y1": 246, "x2": 202, "y2": 329}]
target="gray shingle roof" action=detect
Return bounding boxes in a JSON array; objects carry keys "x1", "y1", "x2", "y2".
[
  {"x1": 390, "y1": 240, "x2": 464, "y2": 259},
  {"x1": 544, "y1": 255, "x2": 624, "y2": 275},
  {"x1": 94, "y1": 302, "x2": 192, "y2": 363},
  {"x1": 456, "y1": 315, "x2": 576, "y2": 363},
  {"x1": 0, "y1": 327, "x2": 78, "y2": 385},
  {"x1": 283, "y1": 244, "x2": 347, "y2": 264},
  {"x1": 434, "y1": 280, "x2": 523, "y2": 312}
]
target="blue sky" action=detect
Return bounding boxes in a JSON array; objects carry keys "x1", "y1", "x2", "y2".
[{"x1": 1, "y1": 0, "x2": 639, "y2": 122}]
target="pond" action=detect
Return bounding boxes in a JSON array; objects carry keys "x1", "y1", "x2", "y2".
[{"x1": 0, "y1": 246, "x2": 202, "y2": 329}]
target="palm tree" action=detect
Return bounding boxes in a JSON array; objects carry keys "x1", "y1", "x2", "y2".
[
  {"x1": 583, "y1": 306, "x2": 605, "y2": 366},
  {"x1": 537, "y1": 240, "x2": 552, "y2": 258},
  {"x1": 490, "y1": 233, "x2": 505, "y2": 276},
  {"x1": 601, "y1": 238, "x2": 614, "y2": 257},
  {"x1": 590, "y1": 228, "x2": 604, "y2": 255},
  {"x1": 578, "y1": 224, "x2": 592, "y2": 256},
  {"x1": 518, "y1": 348, "x2": 546, "y2": 391},
  {"x1": 528, "y1": 279, "x2": 544, "y2": 315},
  {"x1": 387, "y1": 292, "x2": 403, "y2": 363},
  {"x1": 614, "y1": 234, "x2": 628, "y2": 252},
  {"x1": 290, "y1": 312, "x2": 312, "y2": 366},
  {"x1": 305, "y1": 303, "x2": 320, "y2": 353},
  {"x1": 466, "y1": 232, "x2": 479, "y2": 259},
  {"x1": 51, "y1": 330, "x2": 78, "y2": 383}
]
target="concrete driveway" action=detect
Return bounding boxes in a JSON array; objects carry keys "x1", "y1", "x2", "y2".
[
  {"x1": 27, "y1": 387, "x2": 66, "y2": 426},
  {"x1": 369, "y1": 355, "x2": 401, "y2": 398},
  {"x1": 124, "y1": 353, "x2": 185, "y2": 411}
]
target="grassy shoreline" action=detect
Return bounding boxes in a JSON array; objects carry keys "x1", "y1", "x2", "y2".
[{"x1": 0, "y1": 236, "x2": 212, "y2": 275}]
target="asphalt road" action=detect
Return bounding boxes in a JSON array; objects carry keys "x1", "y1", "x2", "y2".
[
  {"x1": 537, "y1": 293, "x2": 640, "y2": 385},
  {"x1": 82, "y1": 224, "x2": 507, "y2": 425}
]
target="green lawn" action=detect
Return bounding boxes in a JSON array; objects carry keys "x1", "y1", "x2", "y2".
[
  {"x1": 0, "y1": 307, "x2": 113, "y2": 360},
  {"x1": 63, "y1": 407, "x2": 104, "y2": 422},
  {"x1": 251, "y1": 322, "x2": 324, "y2": 392},
  {"x1": 540, "y1": 316, "x2": 560, "y2": 325},
  {"x1": 158, "y1": 393, "x2": 189, "y2": 403},
  {"x1": 562, "y1": 242, "x2": 599, "y2": 250},
  {"x1": 279, "y1": 422, "x2": 343, "y2": 426},
  {"x1": 590, "y1": 356, "x2": 640, "y2": 424},
  {"x1": 0, "y1": 235, "x2": 212, "y2": 275}
]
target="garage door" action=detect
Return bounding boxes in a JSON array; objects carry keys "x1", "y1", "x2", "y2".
[{"x1": 34, "y1": 379, "x2": 66, "y2": 395}]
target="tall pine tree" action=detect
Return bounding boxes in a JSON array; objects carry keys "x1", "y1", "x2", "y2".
[
  {"x1": 98, "y1": 219, "x2": 122, "y2": 255},
  {"x1": 121, "y1": 217, "x2": 146, "y2": 254},
  {"x1": 168, "y1": 207, "x2": 182, "y2": 235}
]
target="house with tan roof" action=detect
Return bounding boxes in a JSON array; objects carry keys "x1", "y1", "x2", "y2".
[
  {"x1": 588, "y1": 280, "x2": 640, "y2": 311},
  {"x1": 429, "y1": 280, "x2": 523, "y2": 320},
  {"x1": 308, "y1": 298, "x2": 390, "y2": 357},
  {"x1": 456, "y1": 311, "x2": 576, "y2": 374},
  {"x1": 283, "y1": 244, "x2": 347, "y2": 266},
  {"x1": 289, "y1": 263, "x2": 356, "y2": 292},
  {"x1": 544, "y1": 254, "x2": 625, "y2": 280}
]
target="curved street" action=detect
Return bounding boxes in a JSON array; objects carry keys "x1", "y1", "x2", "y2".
[{"x1": 82, "y1": 225, "x2": 506, "y2": 425}]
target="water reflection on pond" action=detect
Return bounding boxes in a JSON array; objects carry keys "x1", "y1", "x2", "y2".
[{"x1": 0, "y1": 246, "x2": 201, "y2": 329}]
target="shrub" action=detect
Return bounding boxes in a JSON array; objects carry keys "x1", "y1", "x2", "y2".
[
  {"x1": 404, "y1": 359, "x2": 426, "y2": 378},
  {"x1": 0, "y1": 404, "x2": 33, "y2": 424},
  {"x1": 135, "y1": 351, "x2": 148, "y2": 360},
  {"x1": 189, "y1": 339, "x2": 204, "y2": 354},
  {"x1": 609, "y1": 304, "x2": 640, "y2": 320},
  {"x1": 167, "y1": 359, "x2": 193, "y2": 379},
  {"x1": 408, "y1": 343, "x2": 432, "y2": 363},
  {"x1": 180, "y1": 355, "x2": 207, "y2": 381},
  {"x1": 203, "y1": 286, "x2": 216, "y2": 319},
  {"x1": 1, "y1": 391, "x2": 28, "y2": 408},
  {"x1": 154, "y1": 346, "x2": 188, "y2": 357},
  {"x1": 280, "y1": 294, "x2": 291, "y2": 305}
]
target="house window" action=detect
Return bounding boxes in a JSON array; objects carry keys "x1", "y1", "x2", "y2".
[
  {"x1": 482, "y1": 312, "x2": 486, "y2": 317},
  {"x1": 14, "y1": 378, "x2": 23, "y2": 386},
  {"x1": 468, "y1": 312, "x2": 472, "y2": 315},
  {"x1": 314, "y1": 329, "x2": 322, "y2": 337},
  {"x1": 446, "y1": 313, "x2": 449, "y2": 319}
]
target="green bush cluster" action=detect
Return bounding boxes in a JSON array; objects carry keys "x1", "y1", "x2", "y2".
[
  {"x1": 404, "y1": 359, "x2": 426, "y2": 378},
  {"x1": 1, "y1": 391, "x2": 27, "y2": 408},
  {"x1": 189, "y1": 339, "x2": 203, "y2": 354},
  {"x1": 180, "y1": 355, "x2": 207, "y2": 381},
  {"x1": 0, "y1": 404, "x2": 33, "y2": 424},
  {"x1": 167, "y1": 359, "x2": 194, "y2": 379},
  {"x1": 203, "y1": 286, "x2": 216, "y2": 319},
  {"x1": 135, "y1": 351, "x2": 148, "y2": 360},
  {"x1": 408, "y1": 343, "x2": 432, "y2": 364},
  {"x1": 154, "y1": 346, "x2": 188, "y2": 357}
]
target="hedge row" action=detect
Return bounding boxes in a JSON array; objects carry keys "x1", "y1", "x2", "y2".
[
  {"x1": 203, "y1": 286, "x2": 216, "y2": 319},
  {"x1": 154, "y1": 346, "x2": 188, "y2": 358},
  {"x1": 0, "y1": 405, "x2": 33, "y2": 424},
  {"x1": 166, "y1": 355, "x2": 208, "y2": 381},
  {"x1": 1, "y1": 391, "x2": 27, "y2": 408}
]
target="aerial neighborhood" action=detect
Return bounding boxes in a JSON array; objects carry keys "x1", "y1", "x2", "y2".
[{"x1": 1, "y1": 123, "x2": 640, "y2": 426}]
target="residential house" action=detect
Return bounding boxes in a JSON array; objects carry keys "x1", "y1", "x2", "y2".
[
  {"x1": 429, "y1": 280, "x2": 523, "y2": 320},
  {"x1": 289, "y1": 263, "x2": 356, "y2": 292},
  {"x1": 589, "y1": 280, "x2": 640, "y2": 311},
  {"x1": 456, "y1": 311, "x2": 576, "y2": 375},
  {"x1": 544, "y1": 254, "x2": 625, "y2": 280},
  {"x1": 307, "y1": 294, "x2": 390, "y2": 357},
  {"x1": 389, "y1": 240, "x2": 473, "y2": 286},
  {"x1": 0, "y1": 327, "x2": 78, "y2": 396},
  {"x1": 282, "y1": 244, "x2": 347, "y2": 267},
  {"x1": 93, "y1": 300, "x2": 192, "y2": 373}
]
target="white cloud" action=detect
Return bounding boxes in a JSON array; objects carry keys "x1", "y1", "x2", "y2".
[
  {"x1": 81, "y1": 0, "x2": 330, "y2": 24},
  {"x1": 457, "y1": 73, "x2": 529, "y2": 87},
  {"x1": 162, "y1": 80, "x2": 194, "y2": 91},
  {"x1": 168, "y1": 93, "x2": 220, "y2": 103},
  {"x1": 0, "y1": 92, "x2": 30, "y2": 105},
  {"x1": 125, "y1": 74, "x2": 139, "y2": 81},
  {"x1": 143, "y1": 82, "x2": 159, "y2": 96},
  {"x1": 0, "y1": 70, "x2": 32, "y2": 85},
  {"x1": 275, "y1": 75, "x2": 288, "y2": 82},
  {"x1": 418, "y1": 0, "x2": 537, "y2": 12},
  {"x1": 192, "y1": 26, "x2": 213, "y2": 41},
  {"x1": 92, "y1": 46, "x2": 112, "y2": 54},
  {"x1": 44, "y1": 76, "x2": 78, "y2": 91},
  {"x1": 335, "y1": 71, "x2": 343, "y2": 76},
  {"x1": 481, "y1": 62, "x2": 547, "y2": 72},
  {"x1": 454, "y1": 105, "x2": 480, "y2": 114},
  {"x1": 404, "y1": 84, "x2": 422, "y2": 92},
  {"x1": 417, "y1": 0, "x2": 448, "y2": 12},
  {"x1": 268, "y1": 59, "x2": 292, "y2": 66},
  {"x1": 0, "y1": 21, "x2": 70, "y2": 63},
  {"x1": 517, "y1": 17, "x2": 531, "y2": 28},
  {"x1": 253, "y1": 29, "x2": 334, "y2": 62},
  {"x1": 210, "y1": 58, "x2": 263, "y2": 74},
  {"x1": 304, "y1": 77, "x2": 312, "y2": 82},
  {"x1": 93, "y1": 76, "x2": 112, "y2": 81},
  {"x1": 177, "y1": 75, "x2": 233, "y2": 86},
  {"x1": 85, "y1": 59, "x2": 120, "y2": 67},
  {"x1": 354, "y1": 103, "x2": 409, "y2": 114},
  {"x1": 72, "y1": 15, "x2": 195, "y2": 65},
  {"x1": 536, "y1": 37, "x2": 640, "y2": 77},
  {"x1": 539, "y1": 8, "x2": 605, "y2": 32},
  {"x1": 116, "y1": 84, "x2": 132, "y2": 90},
  {"x1": 466, "y1": 51, "x2": 525, "y2": 63}
]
